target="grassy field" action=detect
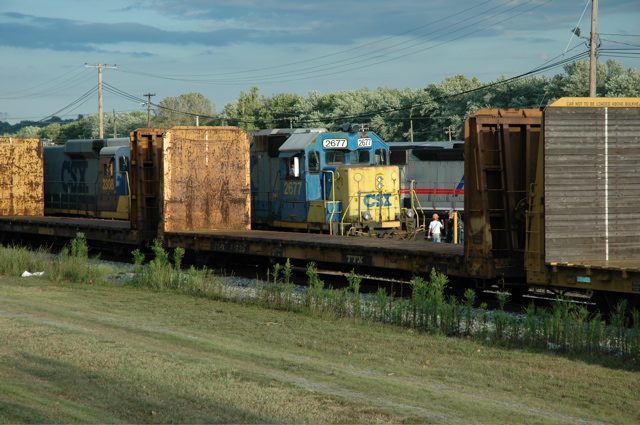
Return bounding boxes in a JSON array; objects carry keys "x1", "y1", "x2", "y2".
[{"x1": 1, "y1": 274, "x2": 639, "y2": 424}]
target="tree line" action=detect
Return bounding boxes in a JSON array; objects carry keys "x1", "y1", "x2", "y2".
[{"x1": 3, "y1": 59, "x2": 639, "y2": 143}]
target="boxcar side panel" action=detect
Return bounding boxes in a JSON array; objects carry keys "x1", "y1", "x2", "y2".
[
  {"x1": 544, "y1": 99, "x2": 640, "y2": 263},
  {"x1": 464, "y1": 109, "x2": 542, "y2": 280},
  {"x1": 162, "y1": 127, "x2": 251, "y2": 233},
  {"x1": 0, "y1": 138, "x2": 44, "y2": 216}
]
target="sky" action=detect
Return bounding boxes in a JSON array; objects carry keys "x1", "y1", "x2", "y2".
[{"x1": 1, "y1": 0, "x2": 639, "y2": 124}]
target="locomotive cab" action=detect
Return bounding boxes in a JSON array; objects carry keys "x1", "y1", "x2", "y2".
[{"x1": 97, "y1": 145, "x2": 131, "y2": 219}]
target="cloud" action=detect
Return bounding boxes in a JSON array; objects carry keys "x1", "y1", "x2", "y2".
[
  {"x1": 0, "y1": 12, "x2": 260, "y2": 52},
  {"x1": 3, "y1": 0, "x2": 584, "y2": 55}
]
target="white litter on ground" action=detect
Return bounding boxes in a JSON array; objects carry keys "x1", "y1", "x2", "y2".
[{"x1": 21, "y1": 271, "x2": 44, "y2": 277}]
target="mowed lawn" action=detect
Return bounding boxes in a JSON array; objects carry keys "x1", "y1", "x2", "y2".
[{"x1": 0, "y1": 276, "x2": 638, "y2": 424}]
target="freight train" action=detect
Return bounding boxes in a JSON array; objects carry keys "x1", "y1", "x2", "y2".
[
  {"x1": 41, "y1": 124, "x2": 419, "y2": 239},
  {"x1": 2, "y1": 98, "x2": 640, "y2": 313}
]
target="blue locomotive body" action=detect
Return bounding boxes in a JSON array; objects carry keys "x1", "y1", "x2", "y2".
[{"x1": 43, "y1": 138, "x2": 131, "y2": 219}]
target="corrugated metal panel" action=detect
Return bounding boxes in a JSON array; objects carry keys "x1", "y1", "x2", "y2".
[
  {"x1": 0, "y1": 138, "x2": 44, "y2": 216},
  {"x1": 162, "y1": 127, "x2": 251, "y2": 232},
  {"x1": 544, "y1": 101, "x2": 640, "y2": 263}
]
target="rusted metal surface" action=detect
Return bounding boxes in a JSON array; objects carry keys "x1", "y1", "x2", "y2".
[
  {"x1": 0, "y1": 138, "x2": 44, "y2": 216},
  {"x1": 129, "y1": 129, "x2": 164, "y2": 241},
  {"x1": 130, "y1": 126, "x2": 251, "y2": 240},
  {"x1": 162, "y1": 127, "x2": 251, "y2": 233},
  {"x1": 464, "y1": 109, "x2": 542, "y2": 280}
]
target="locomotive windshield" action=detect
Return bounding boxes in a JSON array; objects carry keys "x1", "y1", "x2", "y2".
[
  {"x1": 375, "y1": 148, "x2": 388, "y2": 165},
  {"x1": 325, "y1": 149, "x2": 371, "y2": 165}
]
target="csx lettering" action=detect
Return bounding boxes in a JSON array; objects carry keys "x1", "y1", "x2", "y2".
[
  {"x1": 346, "y1": 255, "x2": 364, "y2": 264},
  {"x1": 283, "y1": 181, "x2": 302, "y2": 196},
  {"x1": 61, "y1": 160, "x2": 89, "y2": 194},
  {"x1": 363, "y1": 193, "x2": 392, "y2": 207}
]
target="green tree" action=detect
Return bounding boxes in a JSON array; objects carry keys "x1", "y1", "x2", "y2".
[
  {"x1": 16, "y1": 126, "x2": 40, "y2": 138},
  {"x1": 222, "y1": 87, "x2": 266, "y2": 130},
  {"x1": 292, "y1": 91, "x2": 336, "y2": 129},
  {"x1": 548, "y1": 58, "x2": 640, "y2": 98},
  {"x1": 57, "y1": 117, "x2": 96, "y2": 141},
  {"x1": 419, "y1": 75, "x2": 484, "y2": 141},
  {"x1": 103, "y1": 111, "x2": 148, "y2": 138},
  {"x1": 263, "y1": 93, "x2": 305, "y2": 128},
  {"x1": 368, "y1": 87, "x2": 418, "y2": 141},
  {"x1": 155, "y1": 92, "x2": 215, "y2": 128},
  {"x1": 602, "y1": 60, "x2": 640, "y2": 97},
  {"x1": 38, "y1": 122, "x2": 62, "y2": 141}
]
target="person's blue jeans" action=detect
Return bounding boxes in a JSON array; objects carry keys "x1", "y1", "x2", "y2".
[{"x1": 433, "y1": 233, "x2": 441, "y2": 243}]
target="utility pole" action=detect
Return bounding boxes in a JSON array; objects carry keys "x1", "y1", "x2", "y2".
[
  {"x1": 143, "y1": 93, "x2": 155, "y2": 127},
  {"x1": 410, "y1": 120, "x2": 414, "y2": 142},
  {"x1": 85, "y1": 63, "x2": 117, "y2": 138},
  {"x1": 445, "y1": 126, "x2": 453, "y2": 142},
  {"x1": 284, "y1": 116, "x2": 298, "y2": 128},
  {"x1": 113, "y1": 109, "x2": 117, "y2": 138},
  {"x1": 589, "y1": 0, "x2": 598, "y2": 97}
]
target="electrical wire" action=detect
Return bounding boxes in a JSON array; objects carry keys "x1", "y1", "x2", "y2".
[
  {"x1": 39, "y1": 85, "x2": 98, "y2": 122},
  {"x1": 117, "y1": 0, "x2": 498, "y2": 80},
  {"x1": 0, "y1": 68, "x2": 95, "y2": 100},
  {"x1": 103, "y1": 83, "x2": 148, "y2": 104},
  {"x1": 115, "y1": 0, "x2": 549, "y2": 85},
  {"x1": 218, "y1": 0, "x2": 548, "y2": 85},
  {"x1": 599, "y1": 38, "x2": 640, "y2": 49}
]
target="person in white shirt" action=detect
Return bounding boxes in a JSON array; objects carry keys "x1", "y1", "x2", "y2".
[{"x1": 427, "y1": 213, "x2": 444, "y2": 242}]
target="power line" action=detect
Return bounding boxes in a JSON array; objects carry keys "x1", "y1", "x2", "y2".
[
  {"x1": 0, "y1": 65, "x2": 89, "y2": 99},
  {"x1": 39, "y1": 85, "x2": 98, "y2": 122},
  {"x1": 117, "y1": 1, "x2": 499, "y2": 81},
  {"x1": 116, "y1": 0, "x2": 551, "y2": 86},
  {"x1": 599, "y1": 33, "x2": 640, "y2": 37}
]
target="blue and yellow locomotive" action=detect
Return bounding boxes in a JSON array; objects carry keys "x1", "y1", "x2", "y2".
[
  {"x1": 251, "y1": 124, "x2": 418, "y2": 237},
  {"x1": 43, "y1": 138, "x2": 131, "y2": 219}
]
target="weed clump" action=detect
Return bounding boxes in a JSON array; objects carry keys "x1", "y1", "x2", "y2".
[{"x1": 131, "y1": 240, "x2": 219, "y2": 295}]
